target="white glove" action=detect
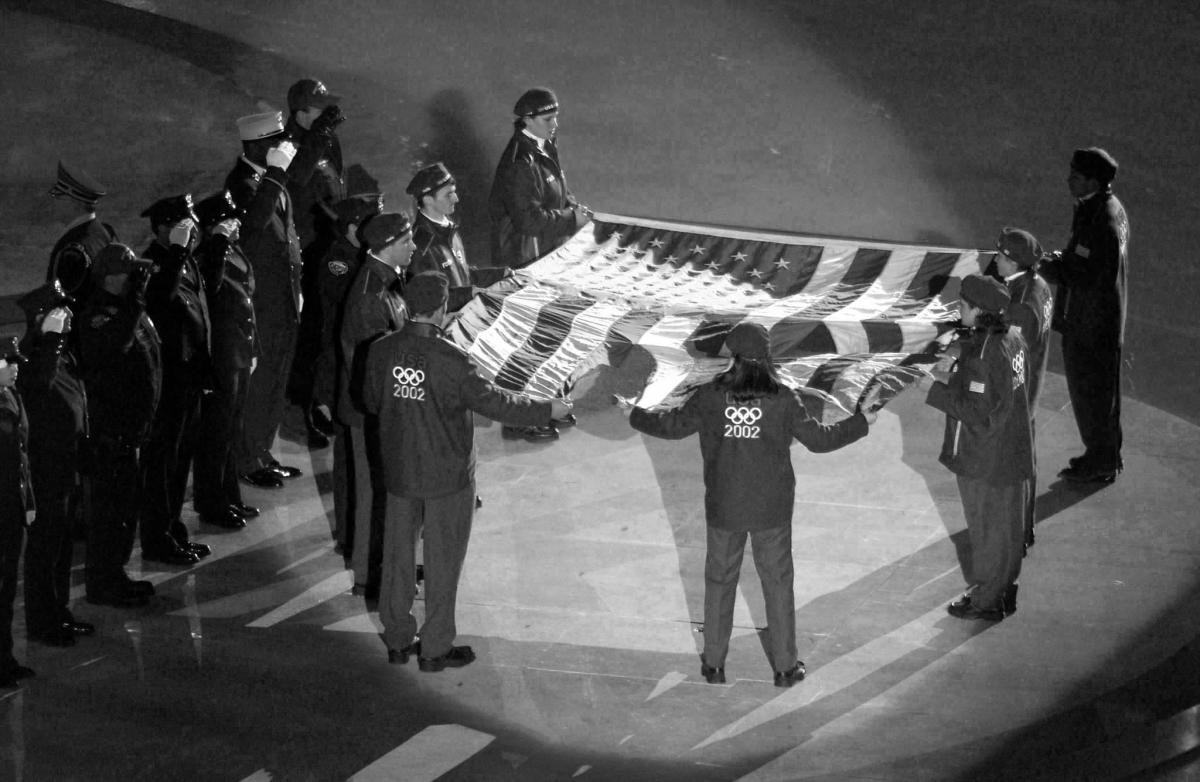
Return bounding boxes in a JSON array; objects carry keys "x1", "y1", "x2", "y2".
[
  {"x1": 41, "y1": 307, "x2": 70, "y2": 334},
  {"x1": 213, "y1": 218, "x2": 240, "y2": 241},
  {"x1": 169, "y1": 219, "x2": 197, "y2": 248},
  {"x1": 266, "y1": 140, "x2": 297, "y2": 171}
]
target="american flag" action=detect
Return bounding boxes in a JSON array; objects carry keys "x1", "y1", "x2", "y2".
[{"x1": 447, "y1": 213, "x2": 994, "y2": 422}]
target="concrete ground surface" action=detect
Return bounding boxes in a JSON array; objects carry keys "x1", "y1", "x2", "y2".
[{"x1": 1, "y1": 1, "x2": 1199, "y2": 780}]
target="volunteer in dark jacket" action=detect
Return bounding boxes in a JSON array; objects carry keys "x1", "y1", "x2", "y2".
[
  {"x1": 362, "y1": 272, "x2": 569, "y2": 671},
  {"x1": 631, "y1": 323, "x2": 874, "y2": 687},
  {"x1": 925, "y1": 274, "x2": 1033, "y2": 621},
  {"x1": 0, "y1": 337, "x2": 37, "y2": 688}
]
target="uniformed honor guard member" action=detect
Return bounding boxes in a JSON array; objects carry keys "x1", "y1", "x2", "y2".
[
  {"x1": 1, "y1": 337, "x2": 37, "y2": 687},
  {"x1": 78, "y1": 244, "x2": 160, "y2": 608},
  {"x1": 630, "y1": 323, "x2": 874, "y2": 686},
  {"x1": 336, "y1": 212, "x2": 414, "y2": 597},
  {"x1": 488, "y1": 89, "x2": 588, "y2": 442},
  {"x1": 46, "y1": 160, "x2": 118, "y2": 303},
  {"x1": 994, "y1": 228, "x2": 1053, "y2": 552},
  {"x1": 362, "y1": 271, "x2": 569, "y2": 670},
  {"x1": 17, "y1": 283, "x2": 94, "y2": 646},
  {"x1": 1040, "y1": 147, "x2": 1129, "y2": 485},
  {"x1": 407, "y1": 163, "x2": 509, "y2": 314},
  {"x1": 225, "y1": 110, "x2": 307, "y2": 488},
  {"x1": 925, "y1": 274, "x2": 1033, "y2": 621},
  {"x1": 192, "y1": 191, "x2": 261, "y2": 529}
]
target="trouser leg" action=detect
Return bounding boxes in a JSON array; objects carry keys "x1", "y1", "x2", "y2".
[
  {"x1": 750, "y1": 525, "x2": 797, "y2": 671},
  {"x1": 418, "y1": 482, "x2": 476, "y2": 659},
  {"x1": 958, "y1": 476, "x2": 1026, "y2": 610},
  {"x1": 0, "y1": 521, "x2": 24, "y2": 668},
  {"x1": 703, "y1": 526, "x2": 747, "y2": 669},
  {"x1": 379, "y1": 492, "x2": 421, "y2": 652},
  {"x1": 23, "y1": 489, "x2": 71, "y2": 634}
]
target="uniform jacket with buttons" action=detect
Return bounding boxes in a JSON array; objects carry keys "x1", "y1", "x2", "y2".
[
  {"x1": 362, "y1": 321, "x2": 551, "y2": 498},
  {"x1": 631, "y1": 384, "x2": 869, "y2": 531},
  {"x1": 17, "y1": 330, "x2": 87, "y2": 488},
  {"x1": 198, "y1": 233, "x2": 257, "y2": 374},
  {"x1": 314, "y1": 235, "x2": 363, "y2": 405},
  {"x1": 336, "y1": 256, "x2": 407, "y2": 427},
  {"x1": 926, "y1": 325, "x2": 1033, "y2": 484},
  {"x1": 78, "y1": 289, "x2": 162, "y2": 444},
  {"x1": 142, "y1": 241, "x2": 214, "y2": 383},
  {"x1": 488, "y1": 130, "x2": 580, "y2": 268},
  {"x1": 0, "y1": 386, "x2": 35, "y2": 525}
]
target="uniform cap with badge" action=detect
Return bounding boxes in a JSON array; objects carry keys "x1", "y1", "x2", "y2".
[
  {"x1": 236, "y1": 111, "x2": 286, "y2": 141},
  {"x1": 514, "y1": 87, "x2": 559, "y2": 118},
  {"x1": 49, "y1": 160, "x2": 107, "y2": 208},
  {"x1": 360, "y1": 212, "x2": 413, "y2": 250},
  {"x1": 333, "y1": 193, "x2": 385, "y2": 231},
  {"x1": 959, "y1": 274, "x2": 1010, "y2": 314},
  {"x1": 404, "y1": 271, "x2": 449, "y2": 314},
  {"x1": 1070, "y1": 147, "x2": 1118, "y2": 185},
  {"x1": 195, "y1": 190, "x2": 239, "y2": 228},
  {"x1": 0, "y1": 336, "x2": 28, "y2": 365},
  {"x1": 17, "y1": 280, "x2": 72, "y2": 321},
  {"x1": 406, "y1": 163, "x2": 455, "y2": 199},
  {"x1": 90, "y1": 243, "x2": 151, "y2": 282},
  {"x1": 287, "y1": 78, "x2": 341, "y2": 113},
  {"x1": 996, "y1": 227, "x2": 1043, "y2": 269},
  {"x1": 141, "y1": 193, "x2": 199, "y2": 228}
]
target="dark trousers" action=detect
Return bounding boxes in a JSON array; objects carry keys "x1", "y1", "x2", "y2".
[
  {"x1": 0, "y1": 518, "x2": 24, "y2": 670},
  {"x1": 379, "y1": 483, "x2": 475, "y2": 657},
  {"x1": 24, "y1": 481, "x2": 79, "y2": 634},
  {"x1": 139, "y1": 369, "x2": 202, "y2": 549},
  {"x1": 339, "y1": 424, "x2": 384, "y2": 586},
  {"x1": 194, "y1": 365, "x2": 249, "y2": 515},
  {"x1": 958, "y1": 475, "x2": 1028, "y2": 611},
  {"x1": 85, "y1": 437, "x2": 140, "y2": 593},
  {"x1": 704, "y1": 524, "x2": 796, "y2": 672},
  {"x1": 237, "y1": 319, "x2": 297, "y2": 473},
  {"x1": 1062, "y1": 333, "x2": 1123, "y2": 471}
]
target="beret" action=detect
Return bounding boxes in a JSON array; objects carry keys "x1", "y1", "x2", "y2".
[
  {"x1": 360, "y1": 211, "x2": 412, "y2": 250},
  {"x1": 726, "y1": 322, "x2": 771, "y2": 360},
  {"x1": 996, "y1": 227, "x2": 1042, "y2": 269},
  {"x1": 406, "y1": 163, "x2": 455, "y2": 198},
  {"x1": 404, "y1": 271, "x2": 449, "y2": 314},
  {"x1": 960, "y1": 273, "x2": 1010, "y2": 314},
  {"x1": 1071, "y1": 147, "x2": 1118, "y2": 184},
  {"x1": 514, "y1": 87, "x2": 559, "y2": 118}
]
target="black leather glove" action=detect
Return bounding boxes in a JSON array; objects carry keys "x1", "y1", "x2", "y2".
[{"x1": 311, "y1": 105, "x2": 345, "y2": 138}]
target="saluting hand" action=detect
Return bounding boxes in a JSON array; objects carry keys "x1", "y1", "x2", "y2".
[{"x1": 41, "y1": 306, "x2": 71, "y2": 335}]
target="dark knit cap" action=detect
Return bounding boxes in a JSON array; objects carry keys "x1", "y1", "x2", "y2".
[
  {"x1": 996, "y1": 227, "x2": 1042, "y2": 269},
  {"x1": 960, "y1": 274, "x2": 1010, "y2": 314},
  {"x1": 514, "y1": 87, "x2": 559, "y2": 118},
  {"x1": 406, "y1": 163, "x2": 455, "y2": 198},
  {"x1": 360, "y1": 212, "x2": 413, "y2": 250},
  {"x1": 726, "y1": 322, "x2": 771, "y2": 360},
  {"x1": 1071, "y1": 147, "x2": 1118, "y2": 184},
  {"x1": 404, "y1": 271, "x2": 449, "y2": 314}
]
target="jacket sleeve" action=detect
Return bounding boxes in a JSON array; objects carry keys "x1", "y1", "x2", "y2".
[
  {"x1": 233, "y1": 167, "x2": 289, "y2": 244},
  {"x1": 926, "y1": 353, "x2": 1005, "y2": 430},
  {"x1": 790, "y1": 393, "x2": 869, "y2": 453},
  {"x1": 630, "y1": 394, "x2": 703, "y2": 441},
  {"x1": 458, "y1": 365, "x2": 551, "y2": 427},
  {"x1": 144, "y1": 244, "x2": 187, "y2": 310}
]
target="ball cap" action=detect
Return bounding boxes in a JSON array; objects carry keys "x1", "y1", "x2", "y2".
[
  {"x1": 288, "y1": 78, "x2": 340, "y2": 113},
  {"x1": 237, "y1": 111, "x2": 286, "y2": 141},
  {"x1": 360, "y1": 212, "x2": 413, "y2": 250},
  {"x1": 996, "y1": 227, "x2": 1042, "y2": 269},
  {"x1": 1070, "y1": 147, "x2": 1118, "y2": 184},
  {"x1": 726, "y1": 322, "x2": 771, "y2": 360},
  {"x1": 960, "y1": 273, "x2": 1010, "y2": 314},
  {"x1": 91, "y1": 243, "x2": 151, "y2": 282},
  {"x1": 50, "y1": 160, "x2": 107, "y2": 207},
  {"x1": 514, "y1": 87, "x2": 559, "y2": 118},
  {"x1": 406, "y1": 163, "x2": 455, "y2": 198},
  {"x1": 1, "y1": 336, "x2": 28, "y2": 365},
  {"x1": 141, "y1": 193, "x2": 199, "y2": 226},
  {"x1": 404, "y1": 271, "x2": 450, "y2": 314}
]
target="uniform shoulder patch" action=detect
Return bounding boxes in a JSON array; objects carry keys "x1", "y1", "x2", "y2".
[
  {"x1": 1075, "y1": 244, "x2": 1091, "y2": 258},
  {"x1": 327, "y1": 260, "x2": 349, "y2": 276},
  {"x1": 968, "y1": 380, "x2": 986, "y2": 394},
  {"x1": 89, "y1": 312, "x2": 112, "y2": 329}
]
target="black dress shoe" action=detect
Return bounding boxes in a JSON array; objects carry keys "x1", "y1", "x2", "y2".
[
  {"x1": 475, "y1": 495, "x2": 483, "y2": 509},
  {"x1": 267, "y1": 461, "x2": 303, "y2": 478},
  {"x1": 387, "y1": 641, "x2": 420, "y2": 664},
  {"x1": 186, "y1": 541, "x2": 212, "y2": 558},
  {"x1": 774, "y1": 661, "x2": 806, "y2": 688},
  {"x1": 86, "y1": 589, "x2": 149, "y2": 608},
  {"x1": 122, "y1": 578, "x2": 156, "y2": 597},
  {"x1": 351, "y1": 582, "x2": 380, "y2": 601},
  {"x1": 201, "y1": 508, "x2": 247, "y2": 530},
  {"x1": 142, "y1": 543, "x2": 200, "y2": 566},
  {"x1": 30, "y1": 626, "x2": 75, "y2": 647},
  {"x1": 1003, "y1": 584, "x2": 1019, "y2": 616},
  {"x1": 551, "y1": 413, "x2": 577, "y2": 428},
  {"x1": 1060, "y1": 464, "x2": 1118, "y2": 484},
  {"x1": 947, "y1": 599, "x2": 1004, "y2": 621},
  {"x1": 240, "y1": 468, "x2": 284, "y2": 488},
  {"x1": 310, "y1": 403, "x2": 335, "y2": 436},
  {"x1": 501, "y1": 425, "x2": 559, "y2": 442},
  {"x1": 700, "y1": 658, "x2": 726, "y2": 684},
  {"x1": 64, "y1": 620, "x2": 96, "y2": 636},
  {"x1": 418, "y1": 645, "x2": 476, "y2": 672},
  {"x1": 231, "y1": 502, "x2": 260, "y2": 518}
]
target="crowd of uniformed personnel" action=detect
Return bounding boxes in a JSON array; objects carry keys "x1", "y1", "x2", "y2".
[
  {"x1": 0, "y1": 69, "x2": 1127, "y2": 685},
  {"x1": 1, "y1": 81, "x2": 585, "y2": 683}
]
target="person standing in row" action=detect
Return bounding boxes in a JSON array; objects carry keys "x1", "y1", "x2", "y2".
[
  {"x1": 926, "y1": 274, "x2": 1033, "y2": 621},
  {"x1": 630, "y1": 323, "x2": 875, "y2": 686},
  {"x1": 1041, "y1": 147, "x2": 1129, "y2": 485},
  {"x1": 488, "y1": 87, "x2": 590, "y2": 443},
  {"x1": 337, "y1": 212, "x2": 414, "y2": 597},
  {"x1": 994, "y1": 227, "x2": 1052, "y2": 552},
  {"x1": 0, "y1": 337, "x2": 37, "y2": 688},
  {"x1": 46, "y1": 160, "x2": 117, "y2": 303},
  {"x1": 363, "y1": 271, "x2": 570, "y2": 670},
  {"x1": 79, "y1": 244, "x2": 161, "y2": 608},
  {"x1": 17, "y1": 283, "x2": 93, "y2": 646}
]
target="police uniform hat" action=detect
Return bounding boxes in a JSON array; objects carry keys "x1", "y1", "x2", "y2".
[
  {"x1": 333, "y1": 193, "x2": 384, "y2": 229},
  {"x1": 50, "y1": 160, "x2": 107, "y2": 208},
  {"x1": 141, "y1": 193, "x2": 199, "y2": 228},
  {"x1": 237, "y1": 111, "x2": 286, "y2": 141},
  {"x1": 360, "y1": 212, "x2": 413, "y2": 250},
  {"x1": 195, "y1": 190, "x2": 239, "y2": 229},
  {"x1": 90, "y1": 243, "x2": 150, "y2": 282},
  {"x1": 1070, "y1": 147, "x2": 1118, "y2": 184},
  {"x1": 726, "y1": 322, "x2": 771, "y2": 360},
  {"x1": 404, "y1": 271, "x2": 449, "y2": 315},
  {"x1": 960, "y1": 274, "x2": 1010, "y2": 314},
  {"x1": 17, "y1": 280, "x2": 72, "y2": 319},
  {"x1": 0, "y1": 336, "x2": 28, "y2": 365},
  {"x1": 287, "y1": 78, "x2": 340, "y2": 113},
  {"x1": 514, "y1": 87, "x2": 559, "y2": 118},
  {"x1": 996, "y1": 227, "x2": 1042, "y2": 269},
  {"x1": 405, "y1": 163, "x2": 455, "y2": 199}
]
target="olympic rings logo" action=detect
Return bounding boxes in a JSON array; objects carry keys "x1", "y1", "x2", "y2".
[
  {"x1": 724, "y1": 406, "x2": 762, "y2": 425},
  {"x1": 392, "y1": 366, "x2": 425, "y2": 385}
]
